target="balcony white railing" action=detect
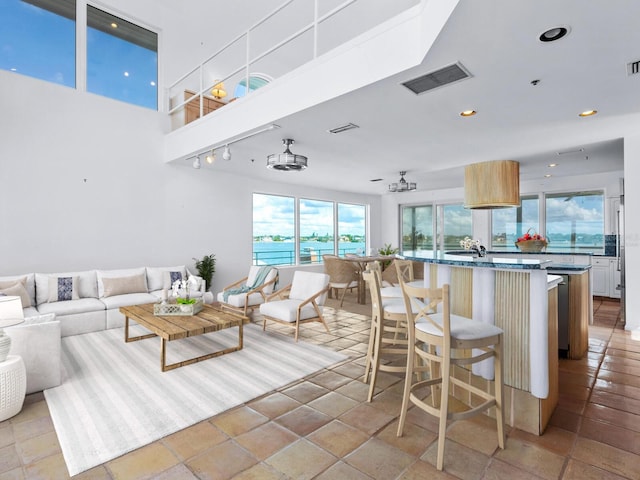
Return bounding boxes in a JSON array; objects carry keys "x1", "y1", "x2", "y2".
[{"x1": 167, "y1": 0, "x2": 418, "y2": 130}]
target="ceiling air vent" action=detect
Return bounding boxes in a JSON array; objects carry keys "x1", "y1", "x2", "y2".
[
  {"x1": 402, "y1": 62, "x2": 471, "y2": 95},
  {"x1": 328, "y1": 123, "x2": 359, "y2": 134},
  {"x1": 627, "y1": 60, "x2": 640, "y2": 75}
]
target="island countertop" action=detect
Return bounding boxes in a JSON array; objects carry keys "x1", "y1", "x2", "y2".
[{"x1": 399, "y1": 251, "x2": 591, "y2": 271}]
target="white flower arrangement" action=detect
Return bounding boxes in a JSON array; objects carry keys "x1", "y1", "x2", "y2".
[
  {"x1": 171, "y1": 276, "x2": 200, "y2": 301},
  {"x1": 460, "y1": 236, "x2": 481, "y2": 251}
]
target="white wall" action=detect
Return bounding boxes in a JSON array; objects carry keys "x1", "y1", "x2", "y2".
[{"x1": 0, "y1": 71, "x2": 380, "y2": 294}]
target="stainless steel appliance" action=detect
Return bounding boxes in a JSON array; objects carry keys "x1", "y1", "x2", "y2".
[{"x1": 617, "y1": 179, "x2": 625, "y2": 324}]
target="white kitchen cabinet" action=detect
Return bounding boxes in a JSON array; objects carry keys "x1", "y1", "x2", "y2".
[{"x1": 592, "y1": 258, "x2": 610, "y2": 296}]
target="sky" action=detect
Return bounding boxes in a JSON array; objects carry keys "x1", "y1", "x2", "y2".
[{"x1": 253, "y1": 194, "x2": 366, "y2": 239}]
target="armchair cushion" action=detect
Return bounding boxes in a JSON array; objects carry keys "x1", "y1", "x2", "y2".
[
  {"x1": 259, "y1": 299, "x2": 323, "y2": 323},
  {"x1": 289, "y1": 271, "x2": 330, "y2": 302}
]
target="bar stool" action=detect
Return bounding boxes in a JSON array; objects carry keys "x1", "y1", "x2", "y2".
[
  {"x1": 396, "y1": 279, "x2": 505, "y2": 471},
  {"x1": 362, "y1": 269, "x2": 409, "y2": 402}
]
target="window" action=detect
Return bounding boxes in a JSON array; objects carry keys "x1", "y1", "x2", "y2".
[
  {"x1": 439, "y1": 204, "x2": 473, "y2": 250},
  {"x1": 545, "y1": 191, "x2": 604, "y2": 251},
  {"x1": 0, "y1": 0, "x2": 76, "y2": 87},
  {"x1": 253, "y1": 194, "x2": 366, "y2": 265},
  {"x1": 253, "y1": 194, "x2": 295, "y2": 265},
  {"x1": 491, "y1": 196, "x2": 540, "y2": 250},
  {"x1": 233, "y1": 73, "x2": 271, "y2": 98},
  {"x1": 338, "y1": 203, "x2": 366, "y2": 256},
  {"x1": 87, "y1": 6, "x2": 158, "y2": 109},
  {"x1": 401, "y1": 205, "x2": 434, "y2": 254},
  {"x1": 299, "y1": 199, "x2": 334, "y2": 264}
]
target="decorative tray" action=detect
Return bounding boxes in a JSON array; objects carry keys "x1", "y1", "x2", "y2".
[{"x1": 154, "y1": 298, "x2": 204, "y2": 316}]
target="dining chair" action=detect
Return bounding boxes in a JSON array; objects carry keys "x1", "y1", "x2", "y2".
[
  {"x1": 322, "y1": 255, "x2": 359, "y2": 307},
  {"x1": 396, "y1": 278, "x2": 505, "y2": 471},
  {"x1": 259, "y1": 271, "x2": 330, "y2": 341},
  {"x1": 217, "y1": 266, "x2": 279, "y2": 316}
]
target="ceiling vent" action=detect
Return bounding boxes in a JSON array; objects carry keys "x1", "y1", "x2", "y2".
[
  {"x1": 402, "y1": 62, "x2": 471, "y2": 95},
  {"x1": 627, "y1": 60, "x2": 640, "y2": 75},
  {"x1": 328, "y1": 123, "x2": 359, "y2": 134}
]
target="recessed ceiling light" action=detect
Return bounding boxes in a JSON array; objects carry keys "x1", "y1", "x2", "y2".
[
  {"x1": 150, "y1": 81, "x2": 156, "y2": 87},
  {"x1": 578, "y1": 110, "x2": 597, "y2": 117},
  {"x1": 460, "y1": 110, "x2": 476, "y2": 117},
  {"x1": 124, "y1": 71, "x2": 129, "y2": 77},
  {"x1": 548, "y1": 163, "x2": 558, "y2": 167},
  {"x1": 111, "y1": 22, "x2": 118, "y2": 28},
  {"x1": 544, "y1": 174, "x2": 552, "y2": 178},
  {"x1": 539, "y1": 26, "x2": 569, "y2": 42}
]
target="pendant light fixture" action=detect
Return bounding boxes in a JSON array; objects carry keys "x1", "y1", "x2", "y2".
[
  {"x1": 464, "y1": 160, "x2": 520, "y2": 208},
  {"x1": 388, "y1": 171, "x2": 417, "y2": 192},
  {"x1": 267, "y1": 139, "x2": 308, "y2": 171}
]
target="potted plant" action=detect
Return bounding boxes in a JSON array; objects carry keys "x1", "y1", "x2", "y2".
[
  {"x1": 193, "y1": 253, "x2": 216, "y2": 291},
  {"x1": 377, "y1": 243, "x2": 399, "y2": 269}
]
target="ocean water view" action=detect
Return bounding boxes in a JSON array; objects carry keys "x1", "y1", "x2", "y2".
[{"x1": 253, "y1": 241, "x2": 366, "y2": 265}]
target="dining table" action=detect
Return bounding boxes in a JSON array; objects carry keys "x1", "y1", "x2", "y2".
[{"x1": 344, "y1": 254, "x2": 397, "y2": 304}]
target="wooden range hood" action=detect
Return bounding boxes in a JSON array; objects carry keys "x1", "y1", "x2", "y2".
[{"x1": 464, "y1": 160, "x2": 520, "y2": 209}]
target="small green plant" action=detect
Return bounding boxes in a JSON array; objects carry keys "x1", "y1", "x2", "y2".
[
  {"x1": 377, "y1": 243, "x2": 399, "y2": 256},
  {"x1": 176, "y1": 297, "x2": 197, "y2": 305},
  {"x1": 377, "y1": 243, "x2": 399, "y2": 269},
  {"x1": 193, "y1": 253, "x2": 216, "y2": 291}
]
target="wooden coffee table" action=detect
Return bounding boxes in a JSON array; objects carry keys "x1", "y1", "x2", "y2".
[{"x1": 120, "y1": 303, "x2": 247, "y2": 372}]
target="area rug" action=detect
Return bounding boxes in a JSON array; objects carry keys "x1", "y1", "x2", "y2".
[{"x1": 44, "y1": 324, "x2": 347, "y2": 476}]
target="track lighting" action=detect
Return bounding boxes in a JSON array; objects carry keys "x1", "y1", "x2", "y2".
[
  {"x1": 192, "y1": 156, "x2": 201, "y2": 169},
  {"x1": 205, "y1": 150, "x2": 215, "y2": 164},
  {"x1": 222, "y1": 145, "x2": 231, "y2": 161}
]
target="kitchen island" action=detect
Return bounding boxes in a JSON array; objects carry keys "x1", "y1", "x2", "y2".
[{"x1": 399, "y1": 251, "x2": 591, "y2": 434}]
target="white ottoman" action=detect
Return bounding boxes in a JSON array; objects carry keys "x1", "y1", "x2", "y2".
[{"x1": 0, "y1": 355, "x2": 26, "y2": 421}]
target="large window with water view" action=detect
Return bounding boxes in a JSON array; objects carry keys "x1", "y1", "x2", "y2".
[
  {"x1": 545, "y1": 191, "x2": 604, "y2": 251},
  {"x1": 253, "y1": 194, "x2": 366, "y2": 265},
  {"x1": 401, "y1": 205, "x2": 434, "y2": 255}
]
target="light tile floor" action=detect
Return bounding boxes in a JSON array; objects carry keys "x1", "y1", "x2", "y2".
[{"x1": 0, "y1": 293, "x2": 636, "y2": 479}]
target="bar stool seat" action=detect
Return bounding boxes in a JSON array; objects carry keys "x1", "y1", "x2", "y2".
[{"x1": 397, "y1": 280, "x2": 505, "y2": 471}]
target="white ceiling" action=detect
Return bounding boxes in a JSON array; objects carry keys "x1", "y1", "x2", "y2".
[{"x1": 173, "y1": 0, "x2": 636, "y2": 194}]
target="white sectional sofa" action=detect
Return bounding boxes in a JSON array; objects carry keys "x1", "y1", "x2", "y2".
[{"x1": 0, "y1": 265, "x2": 211, "y2": 337}]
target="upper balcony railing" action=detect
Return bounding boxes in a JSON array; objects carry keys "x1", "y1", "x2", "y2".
[{"x1": 167, "y1": 0, "x2": 419, "y2": 130}]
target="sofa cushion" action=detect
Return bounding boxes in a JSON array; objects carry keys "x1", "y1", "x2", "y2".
[
  {"x1": 146, "y1": 266, "x2": 187, "y2": 292},
  {"x1": 0, "y1": 281, "x2": 32, "y2": 308},
  {"x1": 47, "y1": 276, "x2": 80, "y2": 303},
  {"x1": 37, "y1": 298, "x2": 106, "y2": 316},
  {"x1": 0, "y1": 274, "x2": 35, "y2": 309},
  {"x1": 35, "y1": 271, "x2": 98, "y2": 305},
  {"x1": 102, "y1": 274, "x2": 148, "y2": 298},
  {"x1": 100, "y1": 292, "x2": 158, "y2": 310},
  {"x1": 97, "y1": 268, "x2": 146, "y2": 298}
]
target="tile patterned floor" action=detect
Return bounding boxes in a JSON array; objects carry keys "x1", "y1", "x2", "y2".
[{"x1": 0, "y1": 294, "x2": 637, "y2": 479}]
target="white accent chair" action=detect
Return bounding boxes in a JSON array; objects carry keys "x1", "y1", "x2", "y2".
[
  {"x1": 259, "y1": 271, "x2": 330, "y2": 341},
  {"x1": 217, "y1": 266, "x2": 279, "y2": 316}
]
